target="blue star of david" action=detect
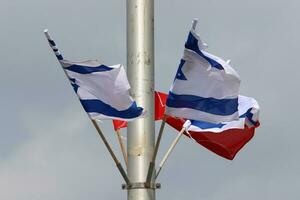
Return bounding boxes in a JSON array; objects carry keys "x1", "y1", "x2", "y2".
[
  {"x1": 175, "y1": 59, "x2": 187, "y2": 80},
  {"x1": 69, "y1": 77, "x2": 79, "y2": 93}
]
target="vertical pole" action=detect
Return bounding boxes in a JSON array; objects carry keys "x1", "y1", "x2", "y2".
[
  {"x1": 127, "y1": 0, "x2": 155, "y2": 200},
  {"x1": 116, "y1": 129, "x2": 128, "y2": 167}
]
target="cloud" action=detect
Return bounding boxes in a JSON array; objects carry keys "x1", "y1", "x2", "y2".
[{"x1": 0, "y1": 107, "x2": 124, "y2": 200}]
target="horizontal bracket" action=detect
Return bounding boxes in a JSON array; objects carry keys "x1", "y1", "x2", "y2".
[{"x1": 122, "y1": 182, "x2": 161, "y2": 190}]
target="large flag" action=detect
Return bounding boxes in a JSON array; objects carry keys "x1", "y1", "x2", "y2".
[
  {"x1": 45, "y1": 31, "x2": 145, "y2": 121},
  {"x1": 112, "y1": 91, "x2": 167, "y2": 130},
  {"x1": 165, "y1": 21, "x2": 260, "y2": 159},
  {"x1": 166, "y1": 95, "x2": 260, "y2": 160},
  {"x1": 165, "y1": 24, "x2": 241, "y2": 124}
]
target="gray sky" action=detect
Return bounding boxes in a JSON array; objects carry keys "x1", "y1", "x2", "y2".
[{"x1": 1, "y1": 0, "x2": 299, "y2": 199}]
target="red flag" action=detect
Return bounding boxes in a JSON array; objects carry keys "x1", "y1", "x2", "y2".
[
  {"x1": 165, "y1": 116, "x2": 259, "y2": 160},
  {"x1": 112, "y1": 91, "x2": 168, "y2": 130}
]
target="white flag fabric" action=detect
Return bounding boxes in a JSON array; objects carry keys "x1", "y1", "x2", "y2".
[
  {"x1": 166, "y1": 25, "x2": 241, "y2": 123},
  {"x1": 187, "y1": 95, "x2": 260, "y2": 133},
  {"x1": 60, "y1": 60, "x2": 145, "y2": 121},
  {"x1": 45, "y1": 31, "x2": 145, "y2": 121}
]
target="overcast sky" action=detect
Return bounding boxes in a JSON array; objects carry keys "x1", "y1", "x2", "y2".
[{"x1": 1, "y1": 0, "x2": 299, "y2": 199}]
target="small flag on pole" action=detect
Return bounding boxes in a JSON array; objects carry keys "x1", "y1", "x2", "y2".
[
  {"x1": 45, "y1": 30, "x2": 145, "y2": 121},
  {"x1": 165, "y1": 20, "x2": 241, "y2": 124}
]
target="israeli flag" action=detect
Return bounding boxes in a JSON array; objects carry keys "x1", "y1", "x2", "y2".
[
  {"x1": 166, "y1": 20, "x2": 241, "y2": 123},
  {"x1": 61, "y1": 60, "x2": 145, "y2": 121},
  {"x1": 45, "y1": 30, "x2": 145, "y2": 121},
  {"x1": 187, "y1": 95, "x2": 260, "y2": 133}
]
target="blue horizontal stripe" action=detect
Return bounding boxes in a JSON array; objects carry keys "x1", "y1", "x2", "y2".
[
  {"x1": 192, "y1": 107, "x2": 257, "y2": 130},
  {"x1": 191, "y1": 120, "x2": 225, "y2": 129},
  {"x1": 185, "y1": 32, "x2": 223, "y2": 70},
  {"x1": 67, "y1": 76, "x2": 143, "y2": 119},
  {"x1": 191, "y1": 111, "x2": 248, "y2": 130},
  {"x1": 65, "y1": 64, "x2": 113, "y2": 74},
  {"x1": 166, "y1": 92, "x2": 238, "y2": 116},
  {"x1": 80, "y1": 99, "x2": 144, "y2": 119}
]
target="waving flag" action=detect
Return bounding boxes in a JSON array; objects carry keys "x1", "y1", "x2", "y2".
[
  {"x1": 166, "y1": 95, "x2": 259, "y2": 160},
  {"x1": 188, "y1": 95, "x2": 259, "y2": 133},
  {"x1": 45, "y1": 30, "x2": 145, "y2": 121},
  {"x1": 112, "y1": 91, "x2": 167, "y2": 130},
  {"x1": 166, "y1": 22, "x2": 241, "y2": 124},
  {"x1": 164, "y1": 20, "x2": 260, "y2": 160}
]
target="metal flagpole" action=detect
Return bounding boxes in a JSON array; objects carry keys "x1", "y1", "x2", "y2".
[
  {"x1": 91, "y1": 120, "x2": 130, "y2": 185},
  {"x1": 145, "y1": 116, "x2": 166, "y2": 186},
  {"x1": 156, "y1": 120, "x2": 191, "y2": 179},
  {"x1": 115, "y1": 129, "x2": 128, "y2": 167},
  {"x1": 126, "y1": 0, "x2": 156, "y2": 199},
  {"x1": 155, "y1": 128, "x2": 184, "y2": 179}
]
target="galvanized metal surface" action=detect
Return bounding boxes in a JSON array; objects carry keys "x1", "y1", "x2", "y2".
[{"x1": 127, "y1": 0, "x2": 155, "y2": 199}]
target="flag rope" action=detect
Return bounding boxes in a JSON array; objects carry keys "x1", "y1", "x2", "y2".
[
  {"x1": 145, "y1": 115, "x2": 167, "y2": 186},
  {"x1": 44, "y1": 29, "x2": 131, "y2": 185}
]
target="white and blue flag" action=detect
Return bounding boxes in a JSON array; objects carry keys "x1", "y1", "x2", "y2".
[
  {"x1": 45, "y1": 30, "x2": 145, "y2": 121},
  {"x1": 166, "y1": 21, "x2": 241, "y2": 123},
  {"x1": 187, "y1": 95, "x2": 260, "y2": 133}
]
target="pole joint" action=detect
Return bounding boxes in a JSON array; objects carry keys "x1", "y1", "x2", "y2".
[{"x1": 122, "y1": 182, "x2": 161, "y2": 190}]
